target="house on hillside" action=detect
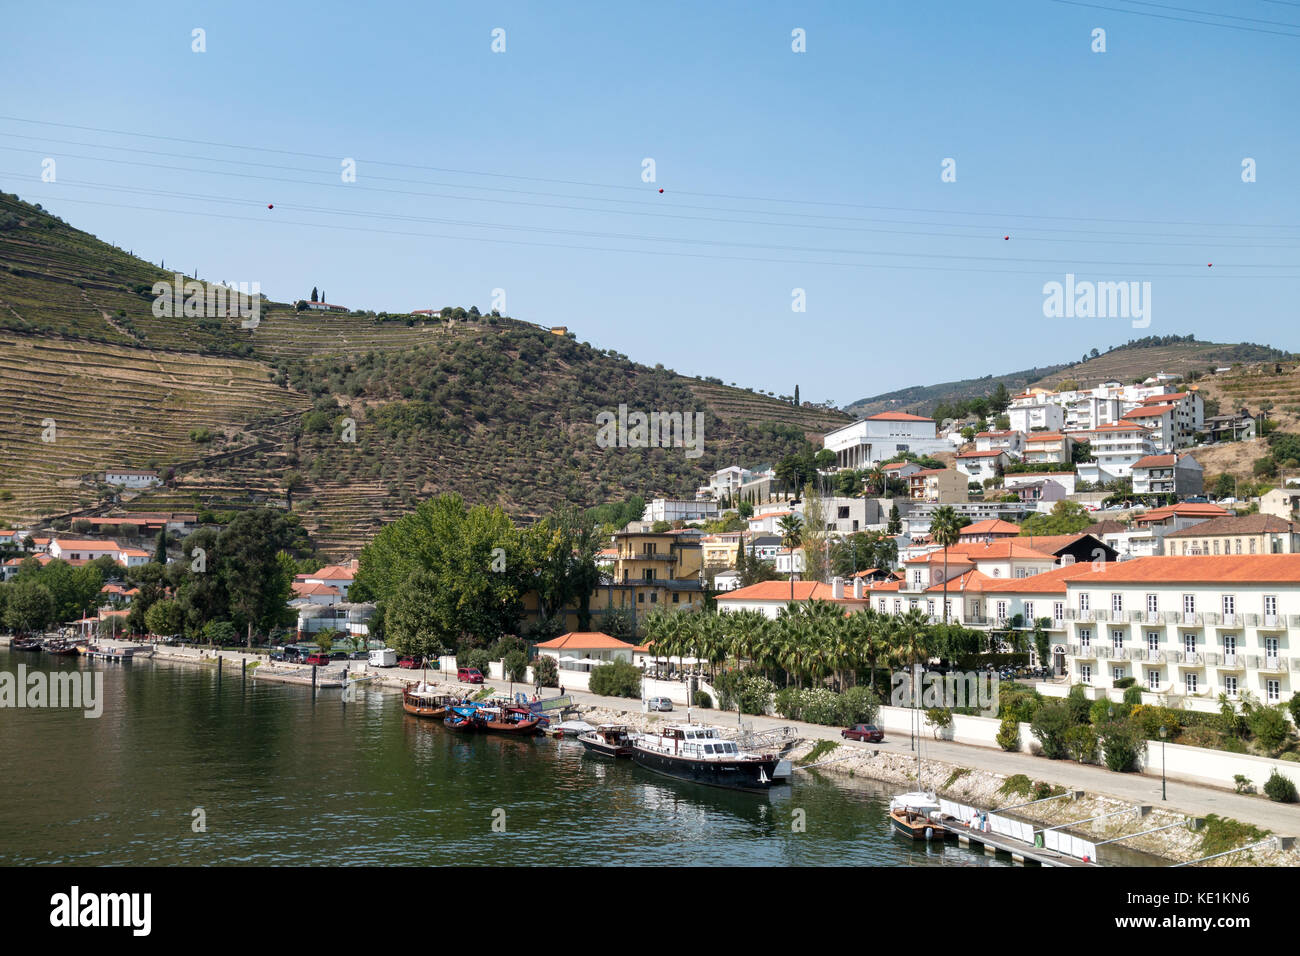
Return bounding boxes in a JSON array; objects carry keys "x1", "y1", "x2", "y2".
[
  {"x1": 1131, "y1": 454, "x2": 1203, "y2": 497},
  {"x1": 823, "y1": 412, "x2": 952, "y2": 469},
  {"x1": 103, "y1": 469, "x2": 161, "y2": 489}
]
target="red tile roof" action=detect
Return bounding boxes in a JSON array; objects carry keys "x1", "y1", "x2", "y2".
[
  {"x1": 1132, "y1": 454, "x2": 1177, "y2": 468},
  {"x1": 957, "y1": 450, "x2": 1006, "y2": 459},
  {"x1": 1078, "y1": 555, "x2": 1300, "y2": 584},
  {"x1": 960, "y1": 519, "x2": 1021, "y2": 535},
  {"x1": 717, "y1": 581, "x2": 871, "y2": 603},
  {"x1": 1139, "y1": 392, "x2": 1188, "y2": 403},
  {"x1": 866, "y1": 411, "x2": 934, "y2": 422},
  {"x1": 1024, "y1": 432, "x2": 1067, "y2": 443},
  {"x1": 1123, "y1": 405, "x2": 1177, "y2": 419},
  {"x1": 1133, "y1": 503, "x2": 1229, "y2": 524},
  {"x1": 535, "y1": 631, "x2": 641, "y2": 650}
]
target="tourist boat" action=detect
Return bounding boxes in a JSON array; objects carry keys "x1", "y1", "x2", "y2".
[
  {"x1": 578, "y1": 724, "x2": 636, "y2": 758},
  {"x1": 475, "y1": 705, "x2": 544, "y2": 735},
  {"x1": 402, "y1": 685, "x2": 453, "y2": 719},
  {"x1": 631, "y1": 724, "x2": 782, "y2": 791},
  {"x1": 888, "y1": 792, "x2": 951, "y2": 842},
  {"x1": 12, "y1": 637, "x2": 44, "y2": 652},
  {"x1": 444, "y1": 706, "x2": 482, "y2": 732}
]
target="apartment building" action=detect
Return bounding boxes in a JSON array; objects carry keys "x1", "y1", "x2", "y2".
[
  {"x1": 1164, "y1": 515, "x2": 1300, "y2": 556},
  {"x1": 1058, "y1": 555, "x2": 1299, "y2": 707},
  {"x1": 1130, "y1": 454, "x2": 1203, "y2": 497},
  {"x1": 955, "y1": 450, "x2": 1009, "y2": 483},
  {"x1": 642, "y1": 498, "x2": 720, "y2": 524},
  {"x1": 1021, "y1": 432, "x2": 1075, "y2": 465},
  {"x1": 974, "y1": 430, "x2": 1025, "y2": 457},
  {"x1": 1070, "y1": 421, "x2": 1156, "y2": 482},
  {"x1": 1008, "y1": 399, "x2": 1065, "y2": 434},
  {"x1": 908, "y1": 467, "x2": 970, "y2": 503}
]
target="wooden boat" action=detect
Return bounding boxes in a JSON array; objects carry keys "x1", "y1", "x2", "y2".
[
  {"x1": 11, "y1": 638, "x2": 44, "y2": 652},
  {"x1": 402, "y1": 686, "x2": 452, "y2": 719},
  {"x1": 41, "y1": 640, "x2": 81, "y2": 656},
  {"x1": 889, "y1": 805, "x2": 949, "y2": 842},
  {"x1": 476, "y1": 705, "x2": 544, "y2": 735},
  {"x1": 444, "y1": 707, "x2": 482, "y2": 732},
  {"x1": 578, "y1": 724, "x2": 636, "y2": 758}
]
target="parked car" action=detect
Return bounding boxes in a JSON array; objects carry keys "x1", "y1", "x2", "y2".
[
  {"x1": 647, "y1": 697, "x2": 673, "y2": 712},
  {"x1": 457, "y1": 667, "x2": 484, "y2": 684},
  {"x1": 841, "y1": 723, "x2": 884, "y2": 742},
  {"x1": 397, "y1": 657, "x2": 421, "y2": 669},
  {"x1": 304, "y1": 653, "x2": 330, "y2": 666}
]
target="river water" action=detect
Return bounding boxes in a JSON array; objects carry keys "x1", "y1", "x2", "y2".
[{"x1": 0, "y1": 648, "x2": 1017, "y2": 867}]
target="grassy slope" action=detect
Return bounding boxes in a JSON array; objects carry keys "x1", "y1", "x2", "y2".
[{"x1": 0, "y1": 191, "x2": 851, "y2": 551}]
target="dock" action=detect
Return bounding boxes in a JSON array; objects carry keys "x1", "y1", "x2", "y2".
[{"x1": 946, "y1": 819, "x2": 1097, "y2": 867}]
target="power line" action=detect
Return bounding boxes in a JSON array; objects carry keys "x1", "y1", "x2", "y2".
[
  {"x1": 3, "y1": 114, "x2": 1298, "y2": 231},
  {"x1": 1045, "y1": 0, "x2": 1300, "y2": 36},
  {"x1": 26, "y1": 192, "x2": 1300, "y2": 279}
]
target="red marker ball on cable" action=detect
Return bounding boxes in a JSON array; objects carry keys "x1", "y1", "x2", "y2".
[
  {"x1": 658, "y1": 188, "x2": 664, "y2": 194},
  {"x1": 1208, "y1": 263, "x2": 1213, "y2": 268},
  {"x1": 1003, "y1": 235, "x2": 1010, "y2": 241},
  {"x1": 267, "y1": 204, "x2": 274, "y2": 209}
]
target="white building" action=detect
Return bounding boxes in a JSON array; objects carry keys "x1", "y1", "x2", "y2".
[
  {"x1": 955, "y1": 450, "x2": 1009, "y2": 483},
  {"x1": 642, "y1": 498, "x2": 720, "y2": 525},
  {"x1": 696, "y1": 465, "x2": 755, "y2": 503},
  {"x1": 1070, "y1": 421, "x2": 1156, "y2": 482},
  {"x1": 823, "y1": 412, "x2": 952, "y2": 470},
  {"x1": 1131, "y1": 454, "x2": 1203, "y2": 497},
  {"x1": 974, "y1": 430, "x2": 1025, "y2": 458},
  {"x1": 1059, "y1": 555, "x2": 1300, "y2": 707},
  {"x1": 103, "y1": 469, "x2": 161, "y2": 489},
  {"x1": 1008, "y1": 400, "x2": 1064, "y2": 434}
]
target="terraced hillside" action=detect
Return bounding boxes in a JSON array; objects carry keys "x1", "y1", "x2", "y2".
[
  {"x1": 0, "y1": 191, "x2": 852, "y2": 554},
  {"x1": 0, "y1": 337, "x2": 309, "y2": 520}
]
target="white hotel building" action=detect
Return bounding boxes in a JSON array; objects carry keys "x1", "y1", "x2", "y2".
[{"x1": 823, "y1": 412, "x2": 952, "y2": 469}]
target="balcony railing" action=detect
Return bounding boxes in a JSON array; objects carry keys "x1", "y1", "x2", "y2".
[
  {"x1": 1221, "y1": 613, "x2": 1237, "y2": 627},
  {"x1": 1261, "y1": 657, "x2": 1286, "y2": 673},
  {"x1": 1179, "y1": 652, "x2": 1204, "y2": 666},
  {"x1": 1219, "y1": 653, "x2": 1243, "y2": 669},
  {"x1": 1262, "y1": 614, "x2": 1282, "y2": 628},
  {"x1": 1181, "y1": 612, "x2": 1201, "y2": 625}
]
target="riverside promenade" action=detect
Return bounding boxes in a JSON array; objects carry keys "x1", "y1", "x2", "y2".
[{"x1": 78, "y1": 642, "x2": 1300, "y2": 840}]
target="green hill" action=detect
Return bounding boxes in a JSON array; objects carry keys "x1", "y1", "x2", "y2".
[
  {"x1": 847, "y1": 337, "x2": 1293, "y2": 419},
  {"x1": 0, "y1": 191, "x2": 851, "y2": 554}
]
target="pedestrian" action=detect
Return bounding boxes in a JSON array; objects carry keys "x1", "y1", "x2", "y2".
[{"x1": 560, "y1": 684, "x2": 565, "y2": 697}]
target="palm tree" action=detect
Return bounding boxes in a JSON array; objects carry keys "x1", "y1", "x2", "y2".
[
  {"x1": 929, "y1": 506, "x2": 963, "y2": 624},
  {"x1": 777, "y1": 514, "x2": 804, "y2": 601},
  {"x1": 866, "y1": 465, "x2": 886, "y2": 496}
]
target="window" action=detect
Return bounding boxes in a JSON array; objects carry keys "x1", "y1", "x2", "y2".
[
  {"x1": 1079, "y1": 592, "x2": 1091, "y2": 612},
  {"x1": 912, "y1": 570, "x2": 922, "y2": 586},
  {"x1": 1112, "y1": 667, "x2": 1126, "y2": 682},
  {"x1": 1146, "y1": 594, "x2": 1158, "y2": 614},
  {"x1": 1265, "y1": 595, "x2": 1278, "y2": 617},
  {"x1": 1081, "y1": 664, "x2": 1092, "y2": 684},
  {"x1": 893, "y1": 600, "x2": 901, "y2": 614},
  {"x1": 927, "y1": 600, "x2": 935, "y2": 617},
  {"x1": 1222, "y1": 594, "x2": 1235, "y2": 617},
  {"x1": 637, "y1": 593, "x2": 645, "y2": 603},
  {"x1": 1111, "y1": 593, "x2": 1123, "y2": 613},
  {"x1": 1234, "y1": 539, "x2": 1242, "y2": 555},
  {"x1": 1053, "y1": 602, "x2": 1064, "y2": 621},
  {"x1": 650, "y1": 593, "x2": 657, "y2": 603},
  {"x1": 1080, "y1": 628, "x2": 1092, "y2": 648},
  {"x1": 879, "y1": 599, "x2": 886, "y2": 613},
  {"x1": 1147, "y1": 633, "x2": 1159, "y2": 653},
  {"x1": 1224, "y1": 675, "x2": 1237, "y2": 697},
  {"x1": 1265, "y1": 637, "x2": 1280, "y2": 662},
  {"x1": 1250, "y1": 539, "x2": 1257, "y2": 554},
  {"x1": 1024, "y1": 601, "x2": 1034, "y2": 621},
  {"x1": 1183, "y1": 633, "x2": 1195, "y2": 656},
  {"x1": 1185, "y1": 673, "x2": 1198, "y2": 695},
  {"x1": 1182, "y1": 594, "x2": 1195, "y2": 615},
  {"x1": 1111, "y1": 630, "x2": 1124, "y2": 651},
  {"x1": 672, "y1": 593, "x2": 679, "y2": 604},
  {"x1": 945, "y1": 600, "x2": 953, "y2": 619},
  {"x1": 1146, "y1": 670, "x2": 1159, "y2": 690},
  {"x1": 1212, "y1": 540, "x2": 1220, "y2": 555},
  {"x1": 996, "y1": 601, "x2": 1008, "y2": 621},
  {"x1": 1267, "y1": 680, "x2": 1280, "y2": 703}
]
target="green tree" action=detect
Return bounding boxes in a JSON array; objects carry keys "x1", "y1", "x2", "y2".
[
  {"x1": 887, "y1": 505, "x2": 902, "y2": 535},
  {"x1": 153, "y1": 529, "x2": 168, "y2": 565},
  {"x1": 4, "y1": 580, "x2": 55, "y2": 633},
  {"x1": 1019, "y1": 500, "x2": 1094, "y2": 536},
  {"x1": 144, "y1": 599, "x2": 183, "y2": 637},
  {"x1": 929, "y1": 506, "x2": 963, "y2": 623}
]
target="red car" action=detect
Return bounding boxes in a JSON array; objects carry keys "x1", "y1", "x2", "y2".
[
  {"x1": 457, "y1": 667, "x2": 484, "y2": 684},
  {"x1": 304, "y1": 653, "x2": 331, "y2": 666},
  {"x1": 841, "y1": 724, "x2": 884, "y2": 743},
  {"x1": 397, "y1": 657, "x2": 421, "y2": 670}
]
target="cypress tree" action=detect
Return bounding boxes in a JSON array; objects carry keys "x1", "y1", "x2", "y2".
[{"x1": 153, "y1": 528, "x2": 167, "y2": 565}]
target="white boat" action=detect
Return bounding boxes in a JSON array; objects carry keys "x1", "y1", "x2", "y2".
[{"x1": 548, "y1": 719, "x2": 596, "y2": 739}]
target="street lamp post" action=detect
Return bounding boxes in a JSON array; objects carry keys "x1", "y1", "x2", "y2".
[{"x1": 1159, "y1": 725, "x2": 1168, "y2": 800}]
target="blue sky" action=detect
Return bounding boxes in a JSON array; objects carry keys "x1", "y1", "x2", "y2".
[{"x1": 4, "y1": 0, "x2": 1298, "y2": 406}]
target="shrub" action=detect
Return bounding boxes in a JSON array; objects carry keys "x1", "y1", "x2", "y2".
[
  {"x1": 503, "y1": 649, "x2": 528, "y2": 682},
  {"x1": 925, "y1": 707, "x2": 953, "y2": 738},
  {"x1": 1099, "y1": 722, "x2": 1143, "y2": 772},
  {"x1": 1033, "y1": 781, "x2": 1064, "y2": 800},
  {"x1": 693, "y1": 691, "x2": 713, "y2": 708},
  {"x1": 1066, "y1": 724, "x2": 1099, "y2": 763},
  {"x1": 463, "y1": 648, "x2": 493, "y2": 676},
  {"x1": 997, "y1": 774, "x2": 1033, "y2": 798},
  {"x1": 798, "y1": 687, "x2": 843, "y2": 725},
  {"x1": 1233, "y1": 774, "x2": 1254, "y2": 794},
  {"x1": 774, "y1": 686, "x2": 804, "y2": 720},
  {"x1": 588, "y1": 660, "x2": 643, "y2": 698},
  {"x1": 996, "y1": 717, "x2": 1021, "y2": 752},
  {"x1": 1129, "y1": 704, "x2": 1183, "y2": 740},
  {"x1": 531, "y1": 654, "x2": 558, "y2": 688},
  {"x1": 1064, "y1": 684, "x2": 1092, "y2": 725},
  {"x1": 1289, "y1": 693, "x2": 1300, "y2": 729},
  {"x1": 1122, "y1": 685, "x2": 1143, "y2": 707},
  {"x1": 1247, "y1": 706, "x2": 1292, "y2": 756},
  {"x1": 1198, "y1": 814, "x2": 1268, "y2": 857},
  {"x1": 1263, "y1": 770, "x2": 1298, "y2": 803},
  {"x1": 1089, "y1": 697, "x2": 1129, "y2": 725},
  {"x1": 1113, "y1": 676, "x2": 1136, "y2": 689},
  {"x1": 1031, "y1": 701, "x2": 1073, "y2": 759},
  {"x1": 838, "y1": 685, "x2": 880, "y2": 725}
]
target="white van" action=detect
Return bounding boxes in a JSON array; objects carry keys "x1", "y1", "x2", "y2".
[{"x1": 368, "y1": 648, "x2": 397, "y2": 667}]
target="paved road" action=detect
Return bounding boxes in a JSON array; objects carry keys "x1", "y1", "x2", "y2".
[{"x1": 524, "y1": 682, "x2": 1300, "y2": 837}]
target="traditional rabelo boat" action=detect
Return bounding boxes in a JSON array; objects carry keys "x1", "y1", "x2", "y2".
[
  {"x1": 577, "y1": 724, "x2": 636, "y2": 758},
  {"x1": 631, "y1": 723, "x2": 781, "y2": 791},
  {"x1": 402, "y1": 685, "x2": 453, "y2": 719},
  {"x1": 11, "y1": 637, "x2": 43, "y2": 652},
  {"x1": 474, "y1": 704, "x2": 544, "y2": 735},
  {"x1": 40, "y1": 639, "x2": 81, "y2": 656}
]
